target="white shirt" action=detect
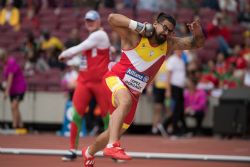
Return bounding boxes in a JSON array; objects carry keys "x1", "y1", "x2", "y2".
[
  {"x1": 244, "y1": 69, "x2": 250, "y2": 87},
  {"x1": 60, "y1": 30, "x2": 110, "y2": 58},
  {"x1": 219, "y1": 0, "x2": 237, "y2": 12},
  {"x1": 167, "y1": 54, "x2": 186, "y2": 88}
]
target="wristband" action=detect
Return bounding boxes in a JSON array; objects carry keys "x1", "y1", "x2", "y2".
[{"x1": 129, "y1": 20, "x2": 145, "y2": 34}]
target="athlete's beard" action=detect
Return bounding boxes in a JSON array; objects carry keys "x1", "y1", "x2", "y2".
[{"x1": 155, "y1": 33, "x2": 167, "y2": 45}]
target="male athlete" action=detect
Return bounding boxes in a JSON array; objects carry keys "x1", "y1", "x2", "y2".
[
  {"x1": 81, "y1": 12, "x2": 205, "y2": 166},
  {"x1": 58, "y1": 10, "x2": 110, "y2": 161}
]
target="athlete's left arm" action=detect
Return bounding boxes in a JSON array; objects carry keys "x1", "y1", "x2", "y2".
[
  {"x1": 58, "y1": 32, "x2": 100, "y2": 61},
  {"x1": 170, "y1": 20, "x2": 205, "y2": 50}
]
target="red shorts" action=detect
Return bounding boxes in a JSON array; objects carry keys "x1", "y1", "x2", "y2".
[
  {"x1": 102, "y1": 71, "x2": 139, "y2": 129},
  {"x1": 73, "y1": 80, "x2": 108, "y2": 117}
]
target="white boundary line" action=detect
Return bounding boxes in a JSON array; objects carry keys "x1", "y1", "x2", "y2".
[{"x1": 1, "y1": 147, "x2": 250, "y2": 163}]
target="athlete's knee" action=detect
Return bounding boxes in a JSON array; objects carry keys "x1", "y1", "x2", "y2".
[{"x1": 72, "y1": 102, "x2": 85, "y2": 116}]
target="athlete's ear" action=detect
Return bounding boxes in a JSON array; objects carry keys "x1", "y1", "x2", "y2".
[{"x1": 153, "y1": 22, "x2": 158, "y2": 30}]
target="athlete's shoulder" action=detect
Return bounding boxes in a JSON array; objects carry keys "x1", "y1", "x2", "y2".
[
  {"x1": 91, "y1": 29, "x2": 108, "y2": 36},
  {"x1": 90, "y1": 29, "x2": 109, "y2": 40}
]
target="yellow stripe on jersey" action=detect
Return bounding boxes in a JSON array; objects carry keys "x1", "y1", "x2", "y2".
[
  {"x1": 105, "y1": 76, "x2": 127, "y2": 107},
  {"x1": 134, "y1": 37, "x2": 168, "y2": 62}
]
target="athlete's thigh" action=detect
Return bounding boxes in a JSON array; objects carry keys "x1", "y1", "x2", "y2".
[
  {"x1": 103, "y1": 75, "x2": 128, "y2": 113},
  {"x1": 104, "y1": 74, "x2": 139, "y2": 129},
  {"x1": 72, "y1": 82, "x2": 92, "y2": 116}
]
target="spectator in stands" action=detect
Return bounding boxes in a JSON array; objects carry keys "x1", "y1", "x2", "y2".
[
  {"x1": 243, "y1": 60, "x2": 250, "y2": 87},
  {"x1": 64, "y1": 28, "x2": 81, "y2": 49},
  {"x1": 180, "y1": 0, "x2": 199, "y2": 11},
  {"x1": 40, "y1": 30, "x2": 65, "y2": 70},
  {"x1": 201, "y1": 0, "x2": 220, "y2": 11},
  {"x1": 226, "y1": 45, "x2": 247, "y2": 79},
  {"x1": 12, "y1": 0, "x2": 23, "y2": 8},
  {"x1": 219, "y1": 62, "x2": 241, "y2": 88},
  {"x1": 0, "y1": 0, "x2": 23, "y2": 9},
  {"x1": 39, "y1": 0, "x2": 58, "y2": 9},
  {"x1": 215, "y1": 52, "x2": 227, "y2": 76},
  {"x1": 61, "y1": 56, "x2": 80, "y2": 101},
  {"x1": 72, "y1": 0, "x2": 98, "y2": 9},
  {"x1": 215, "y1": 51, "x2": 240, "y2": 88},
  {"x1": 0, "y1": 0, "x2": 20, "y2": 31},
  {"x1": 0, "y1": 48, "x2": 26, "y2": 129},
  {"x1": 138, "y1": 0, "x2": 176, "y2": 13},
  {"x1": 157, "y1": 0, "x2": 177, "y2": 12},
  {"x1": 240, "y1": 30, "x2": 250, "y2": 61},
  {"x1": 122, "y1": 0, "x2": 134, "y2": 9},
  {"x1": 181, "y1": 50, "x2": 196, "y2": 65},
  {"x1": 238, "y1": 0, "x2": 249, "y2": 12},
  {"x1": 218, "y1": 0, "x2": 237, "y2": 13},
  {"x1": 22, "y1": 5, "x2": 40, "y2": 30},
  {"x1": 104, "y1": 0, "x2": 116, "y2": 9},
  {"x1": 198, "y1": 60, "x2": 219, "y2": 91},
  {"x1": 22, "y1": 32, "x2": 49, "y2": 76},
  {"x1": 219, "y1": 10, "x2": 233, "y2": 26},
  {"x1": 137, "y1": 0, "x2": 156, "y2": 12},
  {"x1": 40, "y1": 29, "x2": 64, "y2": 51},
  {"x1": 0, "y1": 1, "x2": 4, "y2": 7},
  {"x1": 206, "y1": 13, "x2": 232, "y2": 56},
  {"x1": 187, "y1": 59, "x2": 202, "y2": 79},
  {"x1": 238, "y1": 3, "x2": 250, "y2": 29},
  {"x1": 25, "y1": 0, "x2": 42, "y2": 10},
  {"x1": 184, "y1": 77, "x2": 207, "y2": 136}
]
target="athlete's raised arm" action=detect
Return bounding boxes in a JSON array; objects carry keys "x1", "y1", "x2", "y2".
[
  {"x1": 58, "y1": 33, "x2": 101, "y2": 61},
  {"x1": 169, "y1": 19, "x2": 205, "y2": 51},
  {"x1": 58, "y1": 10, "x2": 109, "y2": 62},
  {"x1": 108, "y1": 13, "x2": 154, "y2": 49}
]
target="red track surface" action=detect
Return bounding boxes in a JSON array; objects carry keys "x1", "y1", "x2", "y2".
[{"x1": 1, "y1": 134, "x2": 250, "y2": 167}]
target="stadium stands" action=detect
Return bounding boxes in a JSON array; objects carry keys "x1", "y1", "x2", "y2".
[{"x1": 0, "y1": 2, "x2": 248, "y2": 92}]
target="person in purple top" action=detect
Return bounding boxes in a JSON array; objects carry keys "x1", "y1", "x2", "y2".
[
  {"x1": 0, "y1": 48, "x2": 26, "y2": 129},
  {"x1": 184, "y1": 77, "x2": 207, "y2": 136}
]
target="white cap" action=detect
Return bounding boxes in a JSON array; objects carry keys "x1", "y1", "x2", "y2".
[{"x1": 84, "y1": 10, "x2": 100, "y2": 21}]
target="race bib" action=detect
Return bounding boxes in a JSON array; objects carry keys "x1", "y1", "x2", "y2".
[
  {"x1": 79, "y1": 56, "x2": 88, "y2": 71},
  {"x1": 123, "y1": 68, "x2": 149, "y2": 93}
]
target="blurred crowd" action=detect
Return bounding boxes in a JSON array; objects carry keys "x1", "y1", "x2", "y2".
[{"x1": 0, "y1": 0, "x2": 250, "y2": 135}]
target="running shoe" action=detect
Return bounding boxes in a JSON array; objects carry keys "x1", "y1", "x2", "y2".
[
  {"x1": 103, "y1": 141, "x2": 132, "y2": 160},
  {"x1": 61, "y1": 150, "x2": 77, "y2": 161},
  {"x1": 82, "y1": 147, "x2": 95, "y2": 167}
]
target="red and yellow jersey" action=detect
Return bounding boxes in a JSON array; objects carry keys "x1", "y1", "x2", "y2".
[{"x1": 111, "y1": 37, "x2": 168, "y2": 94}]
